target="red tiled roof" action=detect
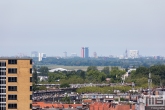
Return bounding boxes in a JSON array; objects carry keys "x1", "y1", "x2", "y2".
[{"x1": 32, "y1": 102, "x2": 82, "y2": 109}]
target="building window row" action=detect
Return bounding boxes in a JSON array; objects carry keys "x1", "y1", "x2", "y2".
[
  {"x1": 8, "y1": 68, "x2": 33, "y2": 74},
  {"x1": 8, "y1": 77, "x2": 17, "y2": 82},
  {"x1": 8, "y1": 103, "x2": 31, "y2": 109},
  {"x1": 8, "y1": 59, "x2": 32, "y2": 65},
  {"x1": 8, "y1": 86, "x2": 17, "y2": 91},
  {"x1": 0, "y1": 77, "x2": 6, "y2": 79},
  {"x1": 8, "y1": 68, "x2": 17, "y2": 73},
  {"x1": 8, "y1": 60, "x2": 17, "y2": 64},
  {"x1": 8, "y1": 95, "x2": 17, "y2": 100},
  {"x1": 0, "y1": 86, "x2": 6, "y2": 88},
  {"x1": 0, "y1": 68, "x2": 6, "y2": 70}
]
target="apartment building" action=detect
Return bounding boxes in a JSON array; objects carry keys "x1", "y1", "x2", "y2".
[{"x1": 0, "y1": 58, "x2": 32, "y2": 110}]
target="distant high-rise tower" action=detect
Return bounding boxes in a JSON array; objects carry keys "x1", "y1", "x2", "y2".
[
  {"x1": 84, "y1": 47, "x2": 89, "y2": 58},
  {"x1": 38, "y1": 53, "x2": 46, "y2": 61},
  {"x1": 81, "y1": 47, "x2": 84, "y2": 58}
]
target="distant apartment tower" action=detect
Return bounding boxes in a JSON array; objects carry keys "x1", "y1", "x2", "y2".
[
  {"x1": 93, "y1": 52, "x2": 97, "y2": 58},
  {"x1": 81, "y1": 47, "x2": 84, "y2": 58},
  {"x1": 0, "y1": 58, "x2": 32, "y2": 110},
  {"x1": 63, "y1": 51, "x2": 67, "y2": 58},
  {"x1": 129, "y1": 50, "x2": 139, "y2": 58},
  {"x1": 31, "y1": 51, "x2": 38, "y2": 57},
  {"x1": 38, "y1": 53, "x2": 46, "y2": 61},
  {"x1": 84, "y1": 47, "x2": 89, "y2": 58}
]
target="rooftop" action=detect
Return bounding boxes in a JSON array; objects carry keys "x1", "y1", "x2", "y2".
[{"x1": 0, "y1": 57, "x2": 32, "y2": 60}]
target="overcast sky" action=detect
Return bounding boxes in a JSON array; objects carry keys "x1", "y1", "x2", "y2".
[{"x1": 0, "y1": 0, "x2": 165, "y2": 57}]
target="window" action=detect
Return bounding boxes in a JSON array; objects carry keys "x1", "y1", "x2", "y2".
[
  {"x1": 8, "y1": 77, "x2": 17, "y2": 82},
  {"x1": 8, "y1": 104, "x2": 17, "y2": 109},
  {"x1": 1, "y1": 107, "x2": 6, "y2": 110},
  {"x1": 0, "y1": 77, "x2": 6, "y2": 79},
  {"x1": 0, "y1": 104, "x2": 6, "y2": 110},
  {"x1": 0, "y1": 68, "x2": 6, "y2": 70},
  {"x1": 30, "y1": 77, "x2": 32, "y2": 82},
  {"x1": 30, "y1": 68, "x2": 32, "y2": 74},
  {"x1": 0, "y1": 98, "x2": 6, "y2": 102},
  {"x1": 8, "y1": 60, "x2": 17, "y2": 64},
  {"x1": 0, "y1": 89, "x2": 6, "y2": 93},
  {"x1": 0, "y1": 86, "x2": 5, "y2": 88},
  {"x1": 0, "y1": 62, "x2": 6, "y2": 66},
  {"x1": 0, "y1": 80, "x2": 6, "y2": 84},
  {"x1": 30, "y1": 59, "x2": 32, "y2": 64},
  {"x1": 8, "y1": 95, "x2": 17, "y2": 100},
  {"x1": 8, "y1": 86, "x2": 17, "y2": 91},
  {"x1": 30, "y1": 104, "x2": 32, "y2": 109},
  {"x1": 1, "y1": 95, "x2": 6, "y2": 97},
  {"x1": 30, "y1": 95, "x2": 32, "y2": 100},
  {"x1": 0, "y1": 72, "x2": 6, "y2": 75},
  {"x1": 30, "y1": 86, "x2": 32, "y2": 91},
  {"x1": 8, "y1": 68, "x2": 17, "y2": 74}
]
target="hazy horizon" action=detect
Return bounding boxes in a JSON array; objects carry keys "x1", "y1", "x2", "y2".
[{"x1": 0, "y1": 0, "x2": 165, "y2": 57}]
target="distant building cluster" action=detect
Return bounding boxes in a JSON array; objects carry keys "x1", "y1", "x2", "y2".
[
  {"x1": 29, "y1": 48, "x2": 165, "y2": 60},
  {"x1": 31, "y1": 51, "x2": 46, "y2": 61}
]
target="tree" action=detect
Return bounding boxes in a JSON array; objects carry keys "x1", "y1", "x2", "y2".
[
  {"x1": 32, "y1": 68, "x2": 38, "y2": 84},
  {"x1": 87, "y1": 66, "x2": 98, "y2": 72},
  {"x1": 101, "y1": 67, "x2": 110, "y2": 75},
  {"x1": 60, "y1": 83, "x2": 70, "y2": 88},
  {"x1": 77, "y1": 70, "x2": 86, "y2": 79},
  {"x1": 38, "y1": 66, "x2": 49, "y2": 76},
  {"x1": 61, "y1": 95, "x2": 71, "y2": 104}
]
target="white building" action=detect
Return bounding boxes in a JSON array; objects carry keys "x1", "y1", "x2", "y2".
[
  {"x1": 49, "y1": 68, "x2": 70, "y2": 72},
  {"x1": 129, "y1": 50, "x2": 139, "y2": 58},
  {"x1": 38, "y1": 53, "x2": 46, "y2": 61}
]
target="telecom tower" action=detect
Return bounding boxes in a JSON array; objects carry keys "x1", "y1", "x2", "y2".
[
  {"x1": 125, "y1": 49, "x2": 128, "y2": 58},
  {"x1": 64, "y1": 51, "x2": 67, "y2": 58},
  {"x1": 148, "y1": 73, "x2": 152, "y2": 95}
]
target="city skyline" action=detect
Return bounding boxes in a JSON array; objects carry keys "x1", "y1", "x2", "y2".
[
  {"x1": 0, "y1": 47, "x2": 165, "y2": 57},
  {"x1": 0, "y1": 0, "x2": 165, "y2": 56}
]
